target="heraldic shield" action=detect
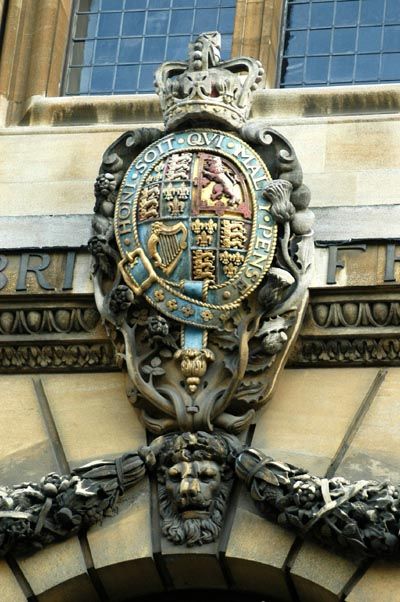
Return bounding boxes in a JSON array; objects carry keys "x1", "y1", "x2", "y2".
[{"x1": 116, "y1": 130, "x2": 276, "y2": 330}]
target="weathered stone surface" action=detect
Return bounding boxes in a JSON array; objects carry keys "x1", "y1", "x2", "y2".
[
  {"x1": 41, "y1": 373, "x2": 145, "y2": 465},
  {"x1": 87, "y1": 483, "x2": 161, "y2": 599},
  {"x1": 290, "y1": 541, "x2": 359, "y2": 602},
  {"x1": 0, "y1": 375, "x2": 56, "y2": 485},
  {"x1": 17, "y1": 537, "x2": 98, "y2": 602},
  {"x1": 0, "y1": 560, "x2": 26, "y2": 602},
  {"x1": 346, "y1": 561, "x2": 400, "y2": 602},
  {"x1": 338, "y1": 368, "x2": 400, "y2": 482},
  {"x1": 252, "y1": 368, "x2": 380, "y2": 474},
  {"x1": 225, "y1": 492, "x2": 295, "y2": 600}
]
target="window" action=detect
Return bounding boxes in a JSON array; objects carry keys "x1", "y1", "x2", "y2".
[
  {"x1": 64, "y1": 0, "x2": 236, "y2": 95},
  {"x1": 280, "y1": 0, "x2": 400, "y2": 87}
]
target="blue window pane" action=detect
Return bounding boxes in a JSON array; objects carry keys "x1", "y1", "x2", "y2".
[
  {"x1": 172, "y1": 0, "x2": 194, "y2": 6},
  {"x1": 75, "y1": 13, "x2": 98, "y2": 38},
  {"x1": 101, "y1": 0, "x2": 123, "y2": 10},
  {"x1": 143, "y1": 36, "x2": 166, "y2": 61},
  {"x1": 139, "y1": 64, "x2": 158, "y2": 91},
  {"x1": 332, "y1": 27, "x2": 356, "y2": 53},
  {"x1": 334, "y1": 1, "x2": 359, "y2": 26},
  {"x1": 91, "y1": 65, "x2": 115, "y2": 91},
  {"x1": 355, "y1": 54, "x2": 380, "y2": 81},
  {"x1": 71, "y1": 40, "x2": 94, "y2": 65},
  {"x1": 386, "y1": 0, "x2": 400, "y2": 24},
  {"x1": 166, "y1": 35, "x2": 191, "y2": 59},
  {"x1": 287, "y1": 4, "x2": 309, "y2": 28},
  {"x1": 308, "y1": 29, "x2": 331, "y2": 54},
  {"x1": 383, "y1": 26, "x2": 400, "y2": 52},
  {"x1": 94, "y1": 38, "x2": 118, "y2": 63},
  {"x1": 98, "y1": 12, "x2": 121, "y2": 37},
  {"x1": 78, "y1": 0, "x2": 100, "y2": 11},
  {"x1": 170, "y1": 9, "x2": 193, "y2": 33},
  {"x1": 305, "y1": 56, "x2": 329, "y2": 83},
  {"x1": 360, "y1": 0, "x2": 384, "y2": 25},
  {"x1": 125, "y1": 0, "x2": 147, "y2": 7},
  {"x1": 381, "y1": 53, "x2": 400, "y2": 80},
  {"x1": 358, "y1": 27, "x2": 382, "y2": 53},
  {"x1": 194, "y1": 8, "x2": 218, "y2": 33},
  {"x1": 218, "y1": 8, "x2": 235, "y2": 34},
  {"x1": 220, "y1": 34, "x2": 232, "y2": 59},
  {"x1": 119, "y1": 38, "x2": 142, "y2": 62},
  {"x1": 197, "y1": 0, "x2": 220, "y2": 6},
  {"x1": 146, "y1": 11, "x2": 169, "y2": 34},
  {"x1": 330, "y1": 55, "x2": 354, "y2": 82},
  {"x1": 310, "y1": 2, "x2": 334, "y2": 28},
  {"x1": 149, "y1": 0, "x2": 170, "y2": 7},
  {"x1": 282, "y1": 57, "x2": 304, "y2": 84},
  {"x1": 67, "y1": 67, "x2": 91, "y2": 94},
  {"x1": 285, "y1": 30, "x2": 307, "y2": 55},
  {"x1": 115, "y1": 65, "x2": 139, "y2": 91},
  {"x1": 122, "y1": 12, "x2": 145, "y2": 35}
]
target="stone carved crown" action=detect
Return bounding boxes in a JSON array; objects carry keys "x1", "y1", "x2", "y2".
[{"x1": 155, "y1": 31, "x2": 264, "y2": 131}]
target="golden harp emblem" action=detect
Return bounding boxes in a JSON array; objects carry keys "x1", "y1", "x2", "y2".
[{"x1": 147, "y1": 221, "x2": 188, "y2": 276}]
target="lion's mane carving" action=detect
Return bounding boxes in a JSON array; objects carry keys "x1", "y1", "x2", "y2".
[{"x1": 141, "y1": 431, "x2": 242, "y2": 546}]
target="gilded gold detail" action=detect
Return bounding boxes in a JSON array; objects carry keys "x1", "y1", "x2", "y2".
[
  {"x1": 192, "y1": 249, "x2": 215, "y2": 280},
  {"x1": 191, "y1": 218, "x2": 217, "y2": 246},
  {"x1": 220, "y1": 251, "x2": 244, "y2": 277},
  {"x1": 148, "y1": 221, "x2": 188, "y2": 275},
  {"x1": 221, "y1": 220, "x2": 247, "y2": 249},
  {"x1": 138, "y1": 185, "x2": 160, "y2": 221},
  {"x1": 174, "y1": 348, "x2": 215, "y2": 394}
]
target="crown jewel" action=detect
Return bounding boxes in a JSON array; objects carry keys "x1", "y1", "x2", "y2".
[{"x1": 155, "y1": 32, "x2": 264, "y2": 131}]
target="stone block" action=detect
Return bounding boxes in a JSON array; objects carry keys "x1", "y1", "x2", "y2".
[
  {"x1": 325, "y1": 120, "x2": 400, "y2": 172},
  {"x1": 290, "y1": 541, "x2": 359, "y2": 602},
  {"x1": 0, "y1": 560, "x2": 26, "y2": 602},
  {"x1": 0, "y1": 375, "x2": 56, "y2": 485},
  {"x1": 87, "y1": 482, "x2": 161, "y2": 599},
  {"x1": 346, "y1": 561, "x2": 400, "y2": 602},
  {"x1": 338, "y1": 368, "x2": 400, "y2": 482},
  {"x1": 225, "y1": 492, "x2": 295, "y2": 600},
  {"x1": 252, "y1": 368, "x2": 380, "y2": 475},
  {"x1": 17, "y1": 536, "x2": 98, "y2": 602},
  {"x1": 42, "y1": 372, "x2": 145, "y2": 466}
]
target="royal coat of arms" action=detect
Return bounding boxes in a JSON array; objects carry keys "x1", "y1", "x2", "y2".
[{"x1": 0, "y1": 32, "x2": 399, "y2": 564}]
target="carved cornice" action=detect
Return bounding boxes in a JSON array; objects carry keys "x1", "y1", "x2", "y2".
[{"x1": 290, "y1": 293, "x2": 400, "y2": 366}]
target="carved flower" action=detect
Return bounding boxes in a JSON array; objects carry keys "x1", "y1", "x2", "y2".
[
  {"x1": 109, "y1": 285, "x2": 135, "y2": 314},
  {"x1": 166, "y1": 299, "x2": 178, "y2": 311},
  {"x1": 142, "y1": 356, "x2": 165, "y2": 378},
  {"x1": 154, "y1": 289, "x2": 165, "y2": 302},
  {"x1": 182, "y1": 305, "x2": 195, "y2": 317},
  {"x1": 262, "y1": 331, "x2": 288, "y2": 355},
  {"x1": 201, "y1": 310, "x2": 213, "y2": 322},
  {"x1": 263, "y1": 180, "x2": 295, "y2": 224}
]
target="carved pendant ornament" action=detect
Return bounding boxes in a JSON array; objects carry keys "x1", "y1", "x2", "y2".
[{"x1": 4, "y1": 31, "x2": 399, "y2": 562}]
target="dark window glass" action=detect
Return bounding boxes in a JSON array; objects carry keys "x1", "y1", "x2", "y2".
[
  {"x1": 358, "y1": 27, "x2": 382, "y2": 53},
  {"x1": 146, "y1": 11, "x2": 170, "y2": 35},
  {"x1": 98, "y1": 12, "x2": 122, "y2": 37},
  {"x1": 285, "y1": 30, "x2": 307, "y2": 55},
  {"x1": 332, "y1": 27, "x2": 356, "y2": 53},
  {"x1": 310, "y1": 2, "x2": 334, "y2": 28},
  {"x1": 308, "y1": 29, "x2": 331, "y2": 54},
  {"x1": 281, "y1": 0, "x2": 400, "y2": 87},
  {"x1": 91, "y1": 65, "x2": 115, "y2": 92},
  {"x1": 119, "y1": 38, "x2": 142, "y2": 63},
  {"x1": 115, "y1": 64, "x2": 139, "y2": 91},
  {"x1": 94, "y1": 39, "x2": 119, "y2": 64},
  {"x1": 65, "y1": 0, "x2": 235, "y2": 94},
  {"x1": 305, "y1": 56, "x2": 329, "y2": 83},
  {"x1": 335, "y1": 1, "x2": 359, "y2": 27}
]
